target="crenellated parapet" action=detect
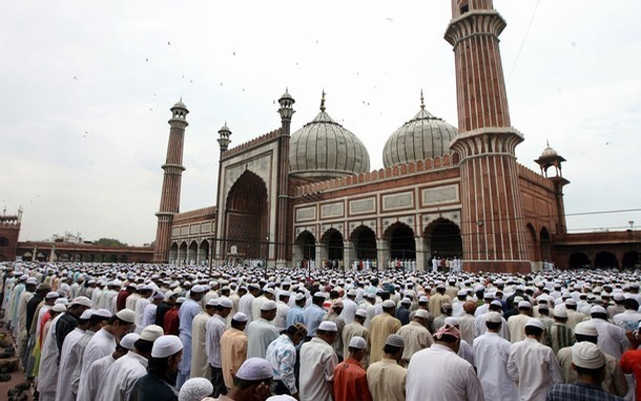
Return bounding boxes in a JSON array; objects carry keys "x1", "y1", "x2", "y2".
[
  {"x1": 517, "y1": 163, "x2": 555, "y2": 191},
  {"x1": 294, "y1": 153, "x2": 456, "y2": 197},
  {"x1": 221, "y1": 128, "x2": 282, "y2": 160}
]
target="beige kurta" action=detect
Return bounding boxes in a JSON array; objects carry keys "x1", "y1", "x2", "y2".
[
  {"x1": 369, "y1": 313, "x2": 402, "y2": 364},
  {"x1": 458, "y1": 313, "x2": 477, "y2": 345},
  {"x1": 428, "y1": 294, "x2": 451, "y2": 318},
  {"x1": 396, "y1": 321, "x2": 433, "y2": 363},
  {"x1": 190, "y1": 312, "x2": 212, "y2": 379},
  {"x1": 220, "y1": 328, "x2": 247, "y2": 390},
  {"x1": 507, "y1": 313, "x2": 530, "y2": 343},
  {"x1": 565, "y1": 309, "x2": 588, "y2": 330},
  {"x1": 342, "y1": 321, "x2": 369, "y2": 366},
  {"x1": 557, "y1": 346, "x2": 627, "y2": 397},
  {"x1": 366, "y1": 358, "x2": 407, "y2": 401}
]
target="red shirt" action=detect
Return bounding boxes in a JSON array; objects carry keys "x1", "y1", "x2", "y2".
[
  {"x1": 333, "y1": 358, "x2": 372, "y2": 401},
  {"x1": 621, "y1": 349, "x2": 641, "y2": 401},
  {"x1": 116, "y1": 290, "x2": 130, "y2": 311},
  {"x1": 163, "y1": 308, "x2": 180, "y2": 335}
]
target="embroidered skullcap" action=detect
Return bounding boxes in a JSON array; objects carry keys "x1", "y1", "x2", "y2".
[
  {"x1": 419, "y1": 296, "x2": 429, "y2": 303},
  {"x1": 261, "y1": 300, "x2": 277, "y2": 311},
  {"x1": 444, "y1": 317, "x2": 459, "y2": 326},
  {"x1": 119, "y1": 333, "x2": 140, "y2": 350},
  {"x1": 385, "y1": 334, "x2": 405, "y2": 348},
  {"x1": 314, "y1": 291, "x2": 328, "y2": 299},
  {"x1": 94, "y1": 308, "x2": 112, "y2": 319},
  {"x1": 178, "y1": 378, "x2": 213, "y2": 401},
  {"x1": 565, "y1": 298, "x2": 577, "y2": 306},
  {"x1": 518, "y1": 301, "x2": 532, "y2": 309},
  {"x1": 190, "y1": 285, "x2": 207, "y2": 294},
  {"x1": 232, "y1": 312, "x2": 248, "y2": 322},
  {"x1": 382, "y1": 300, "x2": 396, "y2": 309},
  {"x1": 590, "y1": 305, "x2": 607, "y2": 315},
  {"x1": 206, "y1": 298, "x2": 219, "y2": 307},
  {"x1": 295, "y1": 293, "x2": 306, "y2": 301},
  {"x1": 176, "y1": 297, "x2": 186, "y2": 303},
  {"x1": 140, "y1": 324, "x2": 164, "y2": 342},
  {"x1": 266, "y1": 396, "x2": 297, "y2": 401},
  {"x1": 151, "y1": 335, "x2": 183, "y2": 358},
  {"x1": 116, "y1": 308, "x2": 136, "y2": 323},
  {"x1": 457, "y1": 289, "x2": 467, "y2": 296},
  {"x1": 318, "y1": 321, "x2": 338, "y2": 332},
  {"x1": 152, "y1": 291, "x2": 164, "y2": 301},
  {"x1": 348, "y1": 336, "x2": 367, "y2": 350},
  {"x1": 490, "y1": 300, "x2": 502, "y2": 307},
  {"x1": 525, "y1": 318, "x2": 544, "y2": 329},
  {"x1": 572, "y1": 342, "x2": 605, "y2": 369},
  {"x1": 574, "y1": 321, "x2": 598, "y2": 337},
  {"x1": 235, "y1": 357, "x2": 273, "y2": 381},
  {"x1": 26, "y1": 277, "x2": 38, "y2": 285}
]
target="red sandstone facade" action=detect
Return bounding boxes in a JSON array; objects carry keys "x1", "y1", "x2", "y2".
[{"x1": 0, "y1": 211, "x2": 21, "y2": 261}]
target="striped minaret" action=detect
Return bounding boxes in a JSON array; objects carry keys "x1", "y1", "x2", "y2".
[
  {"x1": 445, "y1": 0, "x2": 529, "y2": 272},
  {"x1": 153, "y1": 100, "x2": 188, "y2": 263}
]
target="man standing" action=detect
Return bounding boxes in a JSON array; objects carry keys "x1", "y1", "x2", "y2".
[
  {"x1": 274, "y1": 291, "x2": 290, "y2": 332},
  {"x1": 507, "y1": 301, "x2": 533, "y2": 343},
  {"x1": 549, "y1": 305, "x2": 575, "y2": 354},
  {"x1": 129, "y1": 335, "x2": 185, "y2": 401},
  {"x1": 406, "y1": 325, "x2": 483, "y2": 401},
  {"x1": 299, "y1": 321, "x2": 339, "y2": 401},
  {"x1": 590, "y1": 305, "x2": 629, "y2": 360},
  {"x1": 266, "y1": 324, "x2": 307, "y2": 397},
  {"x1": 369, "y1": 300, "x2": 401, "y2": 364},
  {"x1": 177, "y1": 284, "x2": 206, "y2": 388},
  {"x1": 428, "y1": 284, "x2": 451, "y2": 318},
  {"x1": 303, "y1": 292, "x2": 328, "y2": 338},
  {"x1": 220, "y1": 312, "x2": 249, "y2": 392},
  {"x1": 366, "y1": 334, "x2": 407, "y2": 401},
  {"x1": 192, "y1": 298, "x2": 217, "y2": 380},
  {"x1": 56, "y1": 296, "x2": 92, "y2": 353},
  {"x1": 547, "y1": 342, "x2": 624, "y2": 401},
  {"x1": 206, "y1": 297, "x2": 233, "y2": 396},
  {"x1": 286, "y1": 293, "x2": 306, "y2": 327},
  {"x1": 342, "y1": 309, "x2": 369, "y2": 363},
  {"x1": 55, "y1": 309, "x2": 93, "y2": 401},
  {"x1": 247, "y1": 300, "x2": 279, "y2": 359},
  {"x1": 473, "y1": 312, "x2": 518, "y2": 401},
  {"x1": 333, "y1": 336, "x2": 372, "y2": 401},
  {"x1": 507, "y1": 318, "x2": 562, "y2": 401},
  {"x1": 396, "y1": 309, "x2": 433, "y2": 365}
]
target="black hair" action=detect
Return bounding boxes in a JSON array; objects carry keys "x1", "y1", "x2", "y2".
[
  {"x1": 134, "y1": 339, "x2": 154, "y2": 354},
  {"x1": 231, "y1": 319, "x2": 246, "y2": 330},
  {"x1": 524, "y1": 326, "x2": 543, "y2": 336},
  {"x1": 234, "y1": 377, "x2": 271, "y2": 389},
  {"x1": 383, "y1": 344, "x2": 402, "y2": 354},
  {"x1": 575, "y1": 334, "x2": 597, "y2": 344},
  {"x1": 437, "y1": 334, "x2": 458, "y2": 344},
  {"x1": 486, "y1": 321, "x2": 501, "y2": 331},
  {"x1": 89, "y1": 315, "x2": 109, "y2": 326},
  {"x1": 624, "y1": 298, "x2": 639, "y2": 310},
  {"x1": 575, "y1": 365, "x2": 604, "y2": 377},
  {"x1": 591, "y1": 312, "x2": 608, "y2": 320}
]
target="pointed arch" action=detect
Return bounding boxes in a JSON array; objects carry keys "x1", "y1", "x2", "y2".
[
  {"x1": 321, "y1": 228, "x2": 344, "y2": 261},
  {"x1": 423, "y1": 218, "x2": 462, "y2": 259},
  {"x1": 384, "y1": 222, "x2": 415, "y2": 260},
  {"x1": 350, "y1": 225, "x2": 377, "y2": 260}
]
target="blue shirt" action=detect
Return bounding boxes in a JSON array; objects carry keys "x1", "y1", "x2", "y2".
[
  {"x1": 303, "y1": 304, "x2": 327, "y2": 336},
  {"x1": 286, "y1": 306, "x2": 305, "y2": 328}
]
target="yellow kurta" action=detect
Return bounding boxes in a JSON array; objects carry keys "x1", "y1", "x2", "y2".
[
  {"x1": 190, "y1": 312, "x2": 212, "y2": 379},
  {"x1": 220, "y1": 328, "x2": 247, "y2": 390},
  {"x1": 366, "y1": 358, "x2": 407, "y2": 401},
  {"x1": 396, "y1": 321, "x2": 433, "y2": 363},
  {"x1": 369, "y1": 313, "x2": 401, "y2": 364},
  {"x1": 428, "y1": 293, "x2": 451, "y2": 317}
]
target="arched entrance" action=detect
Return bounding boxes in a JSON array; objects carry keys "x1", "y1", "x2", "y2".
[
  {"x1": 540, "y1": 227, "x2": 551, "y2": 261},
  {"x1": 294, "y1": 231, "x2": 316, "y2": 267},
  {"x1": 224, "y1": 171, "x2": 268, "y2": 259},
  {"x1": 199, "y1": 240, "x2": 209, "y2": 265},
  {"x1": 188, "y1": 241, "x2": 198, "y2": 265},
  {"x1": 350, "y1": 226, "x2": 377, "y2": 260},
  {"x1": 169, "y1": 243, "x2": 178, "y2": 264},
  {"x1": 424, "y1": 218, "x2": 462, "y2": 259},
  {"x1": 179, "y1": 242, "x2": 187, "y2": 265},
  {"x1": 594, "y1": 251, "x2": 618, "y2": 268},
  {"x1": 569, "y1": 252, "x2": 590, "y2": 268},
  {"x1": 322, "y1": 229, "x2": 344, "y2": 262},
  {"x1": 525, "y1": 224, "x2": 539, "y2": 261},
  {"x1": 622, "y1": 251, "x2": 640, "y2": 269},
  {"x1": 386, "y1": 222, "x2": 415, "y2": 260}
]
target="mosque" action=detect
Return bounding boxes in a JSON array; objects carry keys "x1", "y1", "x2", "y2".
[{"x1": 151, "y1": 0, "x2": 640, "y2": 272}]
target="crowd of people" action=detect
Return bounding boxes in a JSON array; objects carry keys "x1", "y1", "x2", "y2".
[{"x1": 2, "y1": 260, "x2": 641, "y2": 401}]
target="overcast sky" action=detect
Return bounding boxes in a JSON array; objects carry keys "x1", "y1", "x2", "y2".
[{"x1": 2, "y1": 1, "x2": 640, "y2": 245}]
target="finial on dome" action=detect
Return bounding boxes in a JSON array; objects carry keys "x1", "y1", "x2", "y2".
[
  {"x1": 420, "y1": 89, "x2": 425, "y2": 110},
  {"x1": 546, "y1": 139, "x2": 550, "y2": 147},
  {"x1": 320, "y1": 90, "x2": 326, "y2": 112}
]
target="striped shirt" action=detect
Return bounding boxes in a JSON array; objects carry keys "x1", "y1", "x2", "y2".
[{"x1": 549, "y1": 323, "x2": 575, "y2": 354}]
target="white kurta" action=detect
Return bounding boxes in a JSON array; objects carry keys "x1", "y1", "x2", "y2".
[
  {"x1": 178, "y1": 298, "x2": 202, "y2": 376},
  {"x1": 96, "y1": 351, "x2": 148, "y2": 401},
  {"x1": 55, "y1": 328, "x2": 88, "y2": 401},
  {"x1": 134, "y1": 297, "x2": 150, "y2": 333},
  {"x1": 76, "y1": 354, "x2": 115, "y2": 401},
  {"x1": 246, "y1": 318, "x2": 279, "y2": 359},
  {"x1": 142, "y1": 303, "x2": 158, "y2": 328},
  {"x1": 238, "y1": 293, "x2": 255, "y2": 323},
  {"x1": 507, "y1": 338, "x2": 562, "y2": 401},
  {"x1": 79, "y1": 327, "x2": 116, "y2": 392},
  {"x1": 205, "y1": 314, "x2": 226, "y2": 369},
  {"x1": 475, "y1": 312, "x2": 510, "y2": 340},
  {"x1": 299, "y1": 337, "x2": 338, "y2": 401},
  {"x1": 274, "y1": 301, "x2": 290, "y2": 332},
  {"x1": 37, "y1": 314, "x2": 63, "y2": 400},
  {"x1": 591, "y1": 317, "x2": 629, "y2": 359},
  {"x1": 473, "y1": 332, "x2": 518, "y2": 401},
  {"x1": 190, "y1": 311, "x2": 211, "y2": 379},
  {"x1": 340, "y1": 298, "x2": 357, "y2": 324},
  {"x1": 406, "y1": 343, "x2": 484, "y2": 401}
]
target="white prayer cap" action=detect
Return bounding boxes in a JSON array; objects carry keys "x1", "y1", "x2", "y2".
[
  {"x1": 457, "y1": 289, "x2": 467, "y2": 296},
  {"x1": 119, "y1": 333, "x2": 140, "y2": 350},
  {"x1": 385, "y1": 334, "x2": 405, "y2": 348},
  {"x1": 295, "y1": 293, "x2": 306, "y2": 301},
  {"x1": 347, "y1": 289, "x2": 357, "y2": 297},
  {"x1": 55, "y1": 298, "x2": 69, "y2": 305},
  {"x1": 590, "y1": 305, "x2": 607, "y2": 315},
  {"x1": 517, "y1": 301, "x2": 532, "y2": 309},
  {"x1": 565, "y1": 298, "x2": 577, "y2": 306},
  {"x1": 414, "y1": 309, "x2": 429, "y2": 320},
  {"x1": 574, "y1": 321, "x2": 598, "y2": 337},
  {"x1": 261, "y1": 300, "x2": 277, "y2": 311},
  {"x1": 94, "y1": 309, "x2": 113, "y2": 319},
  {"x1": 348, "y1": 336, "x2": 367, "y2": 350},
  {"x1": 26, "y1": 277, "x2": 38, "y2": 285},
  {"x1": 263, "y1": 287, "x2": 275, "y2": 295},
  {"x1": 313, "y1": 291, "x2": 328, "y2": 299},
  {"x1": 490, "y1": 300, "x2": 502, "y2": 307},
  {"x1": 52, "y1": 304, "x2": 66, "y2": 313},
  {"x1": 116, "y1": 308, "x2": 136, "y2": 324},
  {"x1": 279, "y1": 291, "x2": 291, "y2": 298},
  {"x1": 525, "y1": 318, "x2": 544, "y2": 330},
  {"x1": 572, "y1": 342, "x2": 605, "y2": 369},
  {"x1": 419, "y1": 296, "x2": 429, "y2": 303},
  {"x1": 140, "y1": 325, "x2": 164, "y2": 342},
  {"x1": 152, "y1": 292, "x2": 164, "y2": 301},
  {"x1": 191, "y1": 285, "x2": 207, "y2": 294},
  {"x1": 400, "y1": 298, "x2": 411, "y2": 305},
  {"x1": 553, "y1": 304, "x2": 568, "y2": 318},
  {"x1": 218, "y1": 297, "x2": 233, "y2": 309},
  {"x1": 444, "y1": 317, "x2": 459, "y2": 326},
  {"x1": 318, "y1": 321, "x2": 338, "y2": 332},
  {"x1": 206, "y1": 298, "x2": 219, "y2": 307},
  {"x1": 179, "y1": 378, "x2": 213, "y2": 401},
  {"x1": 71, "y1": 296, "x2": 92, "y2": 308},
  {"x1": 235, "y1": 358, "x2": 273, "y2": 381},
  {"x1": 382, "y1": 300, "x2": 396, "y2": 309},
  {"x1": 485, "y1": 311, "x2": 502, "y2": 323},
  {"x1": 232, "y1": 312, "x2": 248, "y2": 322},
  {"x1": 45, "y1": 291, "x2": 59, "y2": 300},
  {"x1": 151, "y1": 335, "x2": 184, "y2": 358},
  {"x1": 355, "y1": 309, "x2": 367, "y2": 318},
  {"x1": 176, "y1": 297, "x2": 186, "y2": 303},
  {"x1": 164, "y1": 290, "x2": 175, "y2": 301},
  {"x1": 266, "y1": 396, "x2": 297, "y2": 401},
  {"x1": 613, "y1": 293, "x2": 625, "y2": 302},
  {"x1": 80, "y1": 309, "x2": 94, "y2": 320}
]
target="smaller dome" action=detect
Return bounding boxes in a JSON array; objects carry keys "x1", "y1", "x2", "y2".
[
  {"x1": 540, "y1": 142, "x2": 558, "y2": 158},
  {"x1": 172, "y1": 98, "x2": 187, "y2": 110}
]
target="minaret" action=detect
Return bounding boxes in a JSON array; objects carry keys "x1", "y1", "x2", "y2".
[
  {"x1": 276, "y1": 89, "x2": 295, "y2": 266},
  {"x1": 153, "y1": 99, "x2": 189, "y2": 263},
  {"x1": 445, "y1": 1, "x2": 529, "y2": 272}
]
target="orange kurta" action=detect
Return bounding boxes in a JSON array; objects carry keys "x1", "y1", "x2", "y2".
[
  {"x1": 220, "y1": 328, "x2": 248, "y2": 390},
  {"x1": 333, "y1": 358, "x2": 372, "y2": 401}
]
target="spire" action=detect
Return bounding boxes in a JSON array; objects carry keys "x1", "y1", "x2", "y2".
[
  {"x1": 420, "y1": 89, "x2": 425, "y2": 110},
  {"x1": 320, "y1": 90, "x2": 326, "y2": 112},
  {"x1": 546, "y1": 139, "x2": 550, "y2": 147}
]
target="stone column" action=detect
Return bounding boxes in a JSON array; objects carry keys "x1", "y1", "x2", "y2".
[
  {"x1": 415, "y1": 237, "x2": 425, "y2": 272},
  {"x1": 343, "y1": 241, "x2": 353, "y2": 271},
  {"x1": 376, "y1": 239, "x2": 389, "y2": 270},
  {"x1": 316, "y1": 242, "x2": 328, "y2": 268}
]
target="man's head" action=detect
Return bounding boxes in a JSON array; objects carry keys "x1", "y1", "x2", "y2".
[
  {"x1": 260, "y1": 301, "x2": 277, "y2": 321},
  {"x1": 231, "y1": 358, "x2": 273, "y2": 401},
  {"x1": 517, "y1": 301, "x2": 532, "y2": 315},
  {"x1": 574, "y1": 321, "x2": 598, "y2": 344},
  {"x1": 524, "y1": 318, "x2": 544, "y2": 340},
  {"x1": 354, "y1": 309, "x2": 367, "y2": 325},
  {"x1": 590, "y1": 305, "x2": 608, "y2": 321},
  {"x1": 383, "y1": 334, "x2": 405, "y2": 362},
  {"x1": 485, "y1": 311, "x2": 502, "y2": 332},
  {"x1": 347, "y1": 336, "x2": 367, "y2": 361},
  {"x1": 571, "y1": 342, "x2": 606, "y2": 384},
  {"x1": 413, "y1": 309, "x2": 430, "y2": 327},
  {"x1": 149, "y1": 335, "x2": 184, "y2": 385},
  {"x1": 316, "y1": 321, "x2": 338, "y2": 344},
  {"x1": 284, "y1": 323, "x2": 307, "y2": 346},
  {"x1": 136, "y1": 325, "x2": 164, "y2": 358},
  {"x1": 69, "y1": 296, "x2": 92, "y2": 318},
  {"x1": 190, "y1": 285, "x2": 207, "y2": 301},
  {"x1": 441, "y1": 303, "x2": 453, "y2": 316},
  {"x1": 382, "y1": 300, "x2": 396, "y2": 315},
  {"x1": 295, "y1": 292, "x2": 306, "y2": 307},
  {"x1": 44, "y1": 291, "x2": 59, "y2": 306},
  {"x1": 624, "y1": 298, "x2": 639, "y2": 311},
  {"x1": 231, "y1": 312, "x2": 249, "y2": 331},
  {"x1": 217, "y1": 297, "x2": 233, "y2": 318},
  {"x1": 463, "y1": 301, "x2": 476, "y2": 316}
]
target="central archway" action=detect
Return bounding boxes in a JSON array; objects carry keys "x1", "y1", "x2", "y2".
[
  {"x1": 424, "y1": 218, "x2": 462, "y2": 259},
  {"x1": 386, "y1": 222, "x2": 415, "y2": 260},
  {"x1": 569, "y1": 252, "x2": 590, "y2": 268},
  {"x1": 350, "y1": 225, "x2": 377, "y2": 260},
  {"x1": 322, "y1": 229, "x2": 344, "y2": 262},
  {"x1": 540, "y1": 227, "x2": 551, "y2": 261},
  {"x1": 594, "y1": 251, "x2": 618, "y2": 268},
  {"x1": 224, "y1": 170, "x2": 268, "y2": 259},
  {"x1": 294, "y1": 231, "x2": 316, "y2": 262}
]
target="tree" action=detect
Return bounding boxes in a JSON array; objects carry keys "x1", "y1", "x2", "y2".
[{"x1": 94, "y1": 238, "x2": 128, "y2": 247}]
